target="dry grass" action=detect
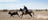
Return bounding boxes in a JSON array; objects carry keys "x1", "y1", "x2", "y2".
[{"x1": 0, "y1": 10, "x2": 48, "y2": 20}]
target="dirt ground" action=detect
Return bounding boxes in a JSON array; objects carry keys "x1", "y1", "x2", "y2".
[{"x1": 0, "y1": 10, "x2": 48, "y2": 20}]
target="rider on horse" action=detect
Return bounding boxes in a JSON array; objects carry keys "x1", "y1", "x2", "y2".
[{"x1": 23, "y1": 6, "x2": 28, "y2": 13}]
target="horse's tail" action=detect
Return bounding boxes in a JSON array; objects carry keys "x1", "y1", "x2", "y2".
[
  {"x1": 28, "y1": 10, "x2": 34, "y2": 15},
  {"x1": 32, "y1": 11, "x2": 34, "y2": 15},
  {"x1": 31, "y1": 10, "x2": 34, "y2": 15}
]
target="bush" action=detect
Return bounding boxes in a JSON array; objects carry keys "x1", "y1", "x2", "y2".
[{"x1": 3, "y1": 9, "x2": 8, "y2": 12}]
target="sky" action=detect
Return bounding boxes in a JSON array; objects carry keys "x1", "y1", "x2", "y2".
[{"x1": 0, "y1": 0, "x2": 48, "y2": 10}]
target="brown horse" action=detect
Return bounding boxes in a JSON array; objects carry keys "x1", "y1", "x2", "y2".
[{"x1": 20, "y1": 8, "x2": 34, "y2": 18}]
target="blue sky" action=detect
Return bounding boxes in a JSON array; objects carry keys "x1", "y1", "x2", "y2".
[{"x1": 0, "y1": 0, "x2": 48, "y2": 10}]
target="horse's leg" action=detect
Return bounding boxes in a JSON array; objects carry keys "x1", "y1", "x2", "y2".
[
  {"x1": 17, "y1": 14, "x2": 20, "y2": 17},
  {"x1": 20, "y1": 13, "x2": 24, "y2": 18},
  {"x1": 10, "y1": 15, "x2": 14, "y2": 18},
  {"x1": 28, "y1": 13, "x2": 32, "y2": 17},
  {"x1": 21, "y1": 14, "x2": 23, "y2": 17},
  {"x1": 10, "y1": 15, "x2": 12, "y2": 17}
]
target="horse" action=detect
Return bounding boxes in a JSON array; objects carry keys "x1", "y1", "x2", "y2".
[
  {"x1": 19, "y1": 8, "x2": 34, "y2": 18},
  {"x1": 8, "y1": 11, "x2": 20, "y2": 17}
]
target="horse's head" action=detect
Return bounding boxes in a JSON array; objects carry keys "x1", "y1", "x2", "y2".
[
  {"x1": 20, "y1": 8, "x2": 23, "y2": 11},
  {"x1": 8, "y1": 11, "x2": 11, "y2": 14}
]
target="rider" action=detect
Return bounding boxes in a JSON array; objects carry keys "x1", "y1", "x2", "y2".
[{"x1": 23, "y1": 5, "x2": 28, "y2": 13}]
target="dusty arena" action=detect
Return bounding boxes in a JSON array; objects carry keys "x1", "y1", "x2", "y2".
[{"x1": 0, "y1": 10, "x2": 48, "y2": 20}]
